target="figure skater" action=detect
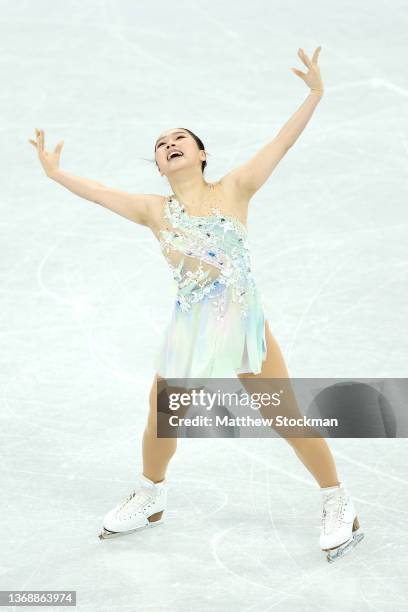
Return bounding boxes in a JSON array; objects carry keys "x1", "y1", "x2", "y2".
[{"x1": 29, "y1": 46, "x2": 364, "y2": 562}]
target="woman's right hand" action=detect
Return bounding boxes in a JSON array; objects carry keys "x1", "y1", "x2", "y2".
[{"x1": 28, "y1": 128, "x2": 64, "y2": 178}]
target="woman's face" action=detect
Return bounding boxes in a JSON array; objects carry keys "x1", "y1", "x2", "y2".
[{"x1": 154, "y1": 129, "x2": 205, "y2": 176}]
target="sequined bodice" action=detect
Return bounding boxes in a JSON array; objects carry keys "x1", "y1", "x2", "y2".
[{"x1": 158, "y1": 196, "x2": 257, "y2": 319}]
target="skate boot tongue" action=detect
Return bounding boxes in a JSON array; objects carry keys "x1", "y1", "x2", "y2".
[
  {"x1": 320, "y1": 482, "x2": 344, "y2": 496},
  {"x1": 139, "y1": 474, "x2": 156, "y2": 489},
  {"x1": 139, "y1": 474, "x2": 166, "y2": 490}
]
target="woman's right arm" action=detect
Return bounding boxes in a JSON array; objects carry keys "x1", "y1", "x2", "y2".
[
  {"x1": 29, "y1": 129, "x2": 157, "y2": 227},
  {"x1": 49, "y1": 169, "x2": 156, "y2": 226}
]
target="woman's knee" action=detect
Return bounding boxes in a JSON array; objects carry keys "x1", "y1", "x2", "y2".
[
  {"x1": 147, "y1": 375, "x2": 176, "y2": 432},
  {"x1": 145, "y1": 375, "x2": 159, "y2": 430}
]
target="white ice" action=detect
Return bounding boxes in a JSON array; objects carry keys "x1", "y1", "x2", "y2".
[{"x1": 1, "y1": 0, "x2": 407, "y2": 610}]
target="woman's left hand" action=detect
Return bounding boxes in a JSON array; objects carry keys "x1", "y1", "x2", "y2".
[{"x1": 291, "y1": 46, "x2": 324, "y2": 94}]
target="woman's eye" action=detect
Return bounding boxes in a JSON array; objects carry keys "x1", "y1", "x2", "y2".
[{"x1": 157, "y1": 134, "x2": 185, "y2": 149}]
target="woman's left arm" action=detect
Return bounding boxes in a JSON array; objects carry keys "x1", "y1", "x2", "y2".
[{"x1": 223, "y1": 46, "x2": 324, "y2": 199}]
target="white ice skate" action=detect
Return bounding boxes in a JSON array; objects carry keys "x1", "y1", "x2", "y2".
[
  {"x1": 99, "y1": 474, "x2": 167, "y2": 540},
  {"x1": 319, "y1": 482, "x2": 364, "y2": 562}
]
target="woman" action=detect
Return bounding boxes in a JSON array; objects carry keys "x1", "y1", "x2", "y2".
[{"x1": 29, "y1": 47, "x2": 364, "y2": 562}]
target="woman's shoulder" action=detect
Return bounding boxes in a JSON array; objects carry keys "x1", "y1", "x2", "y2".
[
  {"x1": 213, "y1": 176, "x2": 251, "y2": 218},
  {"x1": 144, "y1": 193, "x2": 170, "y2": 232}
]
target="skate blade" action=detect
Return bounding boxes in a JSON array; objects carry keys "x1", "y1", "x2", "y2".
[
  {"x1": 326, "y1": 531, "x2": 365, "y2": 563},
  {"x1": 98, "y1": 519, "x2": 164, "y2": 540}
]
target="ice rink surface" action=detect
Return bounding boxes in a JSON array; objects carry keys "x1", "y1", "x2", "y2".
[{"x1": 1, "y1": 0, "x2": 408, "y2": 610}]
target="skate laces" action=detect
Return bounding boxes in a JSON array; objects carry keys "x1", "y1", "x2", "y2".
[
  {"x1": 321, "y1": 491, "x2": 346, "y2": 533},
  {"x1": 117, "y1": 486, "x2": 156, "y2": 514}
]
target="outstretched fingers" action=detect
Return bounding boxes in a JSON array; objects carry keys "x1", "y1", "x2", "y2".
[
  {"x1": 312, "y1": 45, "x2": 322, "y2": 65},
  {"x1": 34, "y1": 128, "x2": 43, "y2": 151},
  {"x1": 298, "y1": 46, "x2": 322, "y2": 69},
  {"x1": 291, "y1": 67, "x2": 307, "y2": 78},
  {"x1": 297, "y1": 48, "x2": 312, "y2": 69},
  {"x1": 54, "y1": 140, "x2": 64, "y2": 154}
]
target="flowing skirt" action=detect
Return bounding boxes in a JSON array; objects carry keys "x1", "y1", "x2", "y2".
[{"x1": 154, "y1": 283, "x2": 267, "y2": 381}]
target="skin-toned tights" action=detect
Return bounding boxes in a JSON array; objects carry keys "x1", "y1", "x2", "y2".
[{"x1": 142, "y1": 319, "x2": 339, "y2": 488}]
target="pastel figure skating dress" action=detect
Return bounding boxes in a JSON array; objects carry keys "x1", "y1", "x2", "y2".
[{"x1": 154, "y1": 191, "x2": 267, "y2": 381}]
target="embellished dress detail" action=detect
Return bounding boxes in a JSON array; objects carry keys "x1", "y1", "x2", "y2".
[{"x1": 154, "y1": 194, "x2": 267, "y2": 379}]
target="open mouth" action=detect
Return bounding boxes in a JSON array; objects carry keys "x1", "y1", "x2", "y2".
[{"x1": 167, "y1": 151, "x2": 184, "y2": 161}]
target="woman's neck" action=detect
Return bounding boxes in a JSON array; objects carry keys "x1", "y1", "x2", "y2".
[{"x1": 168, "y1": 172, "x2": 210, "y2": 207}]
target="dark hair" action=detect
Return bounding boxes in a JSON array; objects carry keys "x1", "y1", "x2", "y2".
[{"x1": 155, "y1": 128, "x2": 207, "y2": 174}]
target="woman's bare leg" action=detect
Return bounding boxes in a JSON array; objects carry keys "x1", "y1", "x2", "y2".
[
  {"x1": 142, "y1": 373, "x2": 177, "y2": 483},
  {"x1": 238, "y1": 320, "x2": 340, "y2": 488}
]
